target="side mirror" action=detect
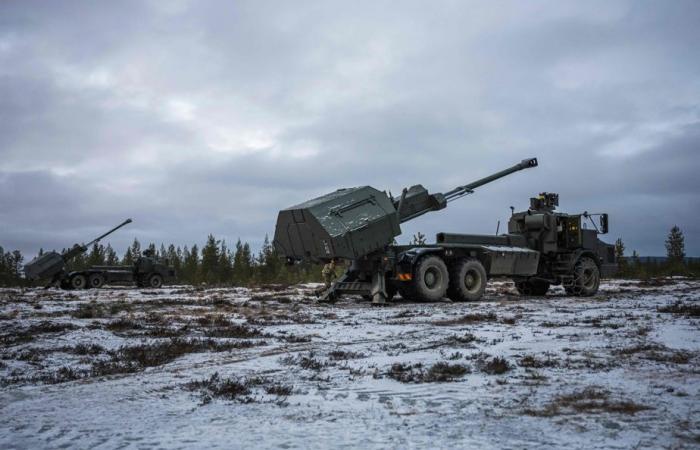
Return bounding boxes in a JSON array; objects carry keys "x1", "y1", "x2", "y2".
[{"x1": 599, "y1": 214, "x2": 609, "y2": 234}]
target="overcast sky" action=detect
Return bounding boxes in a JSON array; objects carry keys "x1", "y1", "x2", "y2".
[{"x1": 1, "y1": 0, "x2": 698, "y2": 259}]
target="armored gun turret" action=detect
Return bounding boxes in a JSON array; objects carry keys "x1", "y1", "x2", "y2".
[
  {"x1": 274, "y1": 158, "x2": 538, "y2": 263},
  {"x1": 274, "y1": 158, "x2": 539, "y2": 304},
  {"x1": 24, "y1": 219, "x2": 133, "y2": 285}
]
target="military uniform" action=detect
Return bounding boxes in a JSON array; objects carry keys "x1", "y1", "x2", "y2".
[{"x1": 321, "y1": 259, "x2": 337, "y2": 289}]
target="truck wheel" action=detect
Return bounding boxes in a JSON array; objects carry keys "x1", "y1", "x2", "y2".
[
  {"x1": 447, "y1": 258, "x2": 487, "y2": 302},
  {"x1": 413, "y1": 255, "x2": 449, "y2": 302},
  {"x1": 147, "y1": 274, "x2": 163, "y2": 288},
  {"x1": 70, "y1": 274, "x2": 87, "y2": 290},
  {"x1": 515, "y1": 279, "x2": 550, "y2": 296},
  {"x1": 571, "y1": 257, "x2": 600, "y2": 296},
  {"x1": 88, "y1": 274, "x2": 105, "y2": 289}
]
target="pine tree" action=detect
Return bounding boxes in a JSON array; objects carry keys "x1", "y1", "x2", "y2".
[
  {"x1": 181, "y1": 246, "x2": 191, "y2": 281},
  {"x1": 86, "y1": 243, "x2": 106, "y2": 267},
  {"x1": 242, "y1": 242, "x2": 254, "y2": 282},
  {"x1": 200, "y1": 235, "x2": 220, "y2": 285},
  {"x1": 122, "y1": 247, "x2": 134, "y2": 266},
  {"x1": 232, "y1": 239, "x2": 244, "y2": 285},
  {"x1": 123, "y1": 238, "x2": 141, "y2": 265},
  {"x1": 131, "y1": 239, "x2": 142, "y2": 259},
  {"x1": 105, "y1": 244, "x2": 119, "y2": 265},
  {"x1": 665, "y1": 226, "x2": 685, "y2": 263},
  {"x1": 218, "y1": 240, "x2": 233, "y2": 284},
  {"x1": 184, "y1": 244, "x2": 200, "y2": 284},
  {"x1": 257, "y1": 234, "x2": 280, "y2": 283},
  {"x1": 614, "y1": 238, "x2": 627, "y2": 275},
  {"x1": 10, "y1": 250, "x2": 23, "y2": 279},
  {"x1": 166, "y1": 244, "x2": 182, "y2": 275},
  {"x1": 0, "y1": 247, "x2": 5, "y2": 285}
]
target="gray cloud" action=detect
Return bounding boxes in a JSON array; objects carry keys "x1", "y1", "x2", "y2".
[{"x1": 1, "y1": 0, "x2": 699, "y2": 258}]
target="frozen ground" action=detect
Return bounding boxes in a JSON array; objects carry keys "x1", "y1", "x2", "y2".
[{"x1": 0, "y1": 279, "x2": 698, "y2": 449}]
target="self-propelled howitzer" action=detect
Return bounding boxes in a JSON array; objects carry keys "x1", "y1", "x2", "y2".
[
  {"x1": 23, "y1": 219, "x2": 176, "y2": 290},
  {"x1": 273, "y1": 158, "x2": 539, "y2": 304},
  {"x1": 23, "y1": 219, "x2": 133, "y2": 283}
]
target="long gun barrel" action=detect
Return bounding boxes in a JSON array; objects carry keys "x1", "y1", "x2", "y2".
[
  {"x1": 61, "y1": 218, "x2": 133, "y2": 260},
  {"x1": 85, "y1": 218, "x2": 133, "y2": 248},
  {"x1": 395, "y1": 158, "x2": 538, "y2": 223},
  {"x1": 443, "y1": 158, "x2": 538, "y2": 201}
]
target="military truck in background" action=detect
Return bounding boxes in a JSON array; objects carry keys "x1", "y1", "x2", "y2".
[
  {"x1": 273, "y1": 158, "x2": 616, "y2": 304},
  {"x1": 23, "y1": 219, "x2": 176, "y2": 289}
]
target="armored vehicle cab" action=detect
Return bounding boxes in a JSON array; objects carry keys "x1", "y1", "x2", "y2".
[{"x1": 506, "y1": 192, "x2": 616, "y2": 295}]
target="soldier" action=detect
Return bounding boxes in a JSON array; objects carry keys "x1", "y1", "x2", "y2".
[{"x1": 321, "y1": 258, "x2": 337, "y2": 289}]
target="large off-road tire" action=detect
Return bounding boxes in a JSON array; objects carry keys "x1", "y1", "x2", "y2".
[
  {"x1": 88, "y1": 273, "x2": 105, "y2": 289},
  {"x1": 412, "y1": 255, "x2": 449, "y2": 302},
  {"x1": 569, "y1": 257, "x2": 600, "y2": 296},
  {"x1": 447, "y1": 258, "x2": 487, "y2": 302},
  {"x1": 70, "y1": 274, "x2": 87, "y2": 290},
  {"x1": 515, "y1": 279, "x2": 550, "y2": 296},
  {"x1": 147, "y1": 273, "x2": 164, "y2": 289}
]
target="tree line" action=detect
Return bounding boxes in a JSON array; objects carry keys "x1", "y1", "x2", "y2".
[
  {"x1": 0, "y1": 234, "x2": 324, "y2": 287},
  {"x1": 0, "y1": 225, "x2": 696, "y2": 287}
]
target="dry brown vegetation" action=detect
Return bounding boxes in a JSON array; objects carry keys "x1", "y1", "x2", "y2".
[
  {"x1": 385, "y1": 361, "x2": 471, "y2": 383},
  {"x1": 184, "y1": 371, "x2": 294, "y2": 405},
  {"x1": 525, "y1": 387, "x2": 652, "y2": 417},
  {"x1": 433, "y1": 312, "x2": 498, "y2": 326},
  {"x1": 657, "y1": 301, "x2": 700, "y2": 317}
]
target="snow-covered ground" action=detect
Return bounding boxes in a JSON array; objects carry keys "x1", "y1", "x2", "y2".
[{"x1": 0, "y1": 279, "x2": 698, "y2": 449}]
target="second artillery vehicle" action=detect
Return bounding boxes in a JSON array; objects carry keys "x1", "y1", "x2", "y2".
[
  {"x1": 273, "y1": 158, "x2": 616, "y2": 304},
  {"x1": 23, "y1": 219, "x2": 176, "y2": 289}
]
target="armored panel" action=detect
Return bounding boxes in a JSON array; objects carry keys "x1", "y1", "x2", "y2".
[
  {"x1": 23, "y1": 252, "x2": 65, "y2": 280},
  {"x1": 436, "y1": 233, "x2": 529, "y2": 248},
  {"x1": 482, "y1": 246, "x2": 539, "y2": 276},
  {"x1": 274, "y1": 186, "x2": 401, "y2": 261}
]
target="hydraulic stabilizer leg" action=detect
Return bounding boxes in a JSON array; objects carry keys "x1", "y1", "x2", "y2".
[{"x1": 370, "y1": 269, "x2": 387, "y2": 305}]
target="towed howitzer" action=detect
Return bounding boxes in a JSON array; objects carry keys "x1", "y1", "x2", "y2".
[
  {"x1": 274, "y1": 158, "x2": 538, "y2": 263},
  {"x1": 23, "y1": 219, "x2": 133, "y2": 284}
]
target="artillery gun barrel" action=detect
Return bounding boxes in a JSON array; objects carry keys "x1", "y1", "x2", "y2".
[
  {"x1": 85, "y1": 218, "x2": 133, "y2": 247},
  {"x1": 443, "y1": 158, "x2": 538, "y2": 202},
  {"x1": 395, "y1": 158, "x2": 538, "y2": 223}
]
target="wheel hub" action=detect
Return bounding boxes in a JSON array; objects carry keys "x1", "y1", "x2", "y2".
[
  {"x1": 425, "y1": 270, "x2": 436, "y2": 288},
  {"x1": 464, "y1": 270, "x2": 481, "y2": 293}
]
